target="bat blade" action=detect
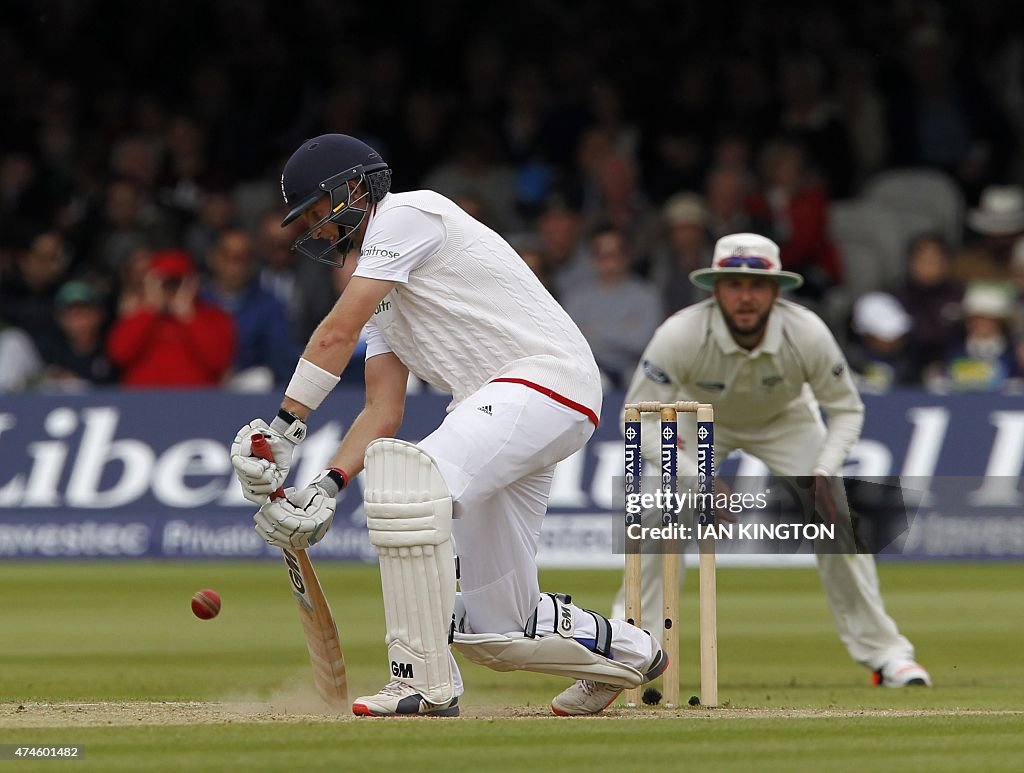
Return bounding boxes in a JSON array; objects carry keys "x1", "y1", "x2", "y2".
[
  {"x1": 249, "y1": 433, "x2": 348, "y2": 709},
  {"x1": 282, "y1": 547, "x2": 349, "y2": 709}
]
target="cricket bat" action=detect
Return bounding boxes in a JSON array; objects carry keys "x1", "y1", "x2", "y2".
[{"x1": 250, "y1": 433, "x2": 349, "y2": 710}]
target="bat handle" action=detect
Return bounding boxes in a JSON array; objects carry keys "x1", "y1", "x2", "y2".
[{"x1": 250, "y1": 433, "x2": 286, "y2": 500}]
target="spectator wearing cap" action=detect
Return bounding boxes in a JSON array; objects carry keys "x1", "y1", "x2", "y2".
[
  {"x1": 846, "y1": 292, "x2": 918, "y2": 393},
  {"x1": 935, "y1": 282, "x2": 1020, "y2": 392},
  {"x1": 107, "y1": 249, "x2": 235, "y2": 387},
  {"x1": 649, "y1": 193, "x2": 712, "y2": 315},
  {"x1": 203, "y1": 229, "x2": 298, "y2": 388},
  {"x1": 956, "y1": 185, "x2": 1024, "y2": 282},
  {"x1": 40, "y1": 280, "x2": 116, "y2": 386}
]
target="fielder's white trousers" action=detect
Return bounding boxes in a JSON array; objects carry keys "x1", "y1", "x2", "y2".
[
  {"x1": 613, "y1": 404, "x2": 916, "y2": 671},
  {"x1": 420, "y1": 382, "x2": 657, "y2": 695}
]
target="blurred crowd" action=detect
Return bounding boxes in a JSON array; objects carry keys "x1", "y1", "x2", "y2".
[{"x1": 3, "y1": 0, "x2": 1024, "y2": 395}]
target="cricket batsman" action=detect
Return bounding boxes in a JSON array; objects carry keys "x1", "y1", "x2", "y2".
[
  {"x1": 229, "y1": 134, "x2": 667, "y2": 717},
  {"x1": 613, "y1": 233, "x2": 931, "y2": 688}
]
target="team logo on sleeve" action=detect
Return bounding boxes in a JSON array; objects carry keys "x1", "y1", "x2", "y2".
[
  {"x1": 832, "y1": 362, "x2": 845, "y2": 377},
  {"x1": 642, "y1": 359, "x2": 672, "y2": 384}
]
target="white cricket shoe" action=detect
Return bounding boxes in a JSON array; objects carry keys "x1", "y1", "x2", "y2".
[
  {"x1": 550, "y1": 646, "x2": 669, "y2": 716},
  {"x1": 352, "y1": 680, "x2": 460, "y2": 717},
  {"x1": 873, "y1": 659, "x2": 932, "y2": 687}
]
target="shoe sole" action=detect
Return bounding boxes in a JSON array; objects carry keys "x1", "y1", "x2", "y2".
[
  {"x1": 872, "y1": 668, "x2": 931, "y2": 688},
  {"x1": 352, "y1": 702, "x2": 460, "y2": 717},
  {"x1": 551, "y1": 654, "x2": 670, "y2": 717},
  {"x1": 551, "y1": 689, "x2": 622, "y2": 717}
]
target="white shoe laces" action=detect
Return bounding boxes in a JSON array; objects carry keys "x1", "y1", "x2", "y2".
[
  {"x1": 579, "y1": 680, "x2": 618, "y2": 698},
  {"x1": 378, "y1": 680, "x2": 414, "y2": 698},
  {"x1": 579, "y1": 680, "x2": 599, "y2": 696}
]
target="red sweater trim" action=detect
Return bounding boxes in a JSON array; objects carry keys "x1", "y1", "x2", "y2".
[{"x1": 489, "y1": 378, "x2": 600, "y2": 427}]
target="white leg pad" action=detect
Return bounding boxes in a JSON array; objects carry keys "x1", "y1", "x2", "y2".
[
  {"x1": 452, "y1": 632, "x2": 644, "y2": 688},
  {"x1": 365, "y1": 438, "x2": 456, "y2": 704}
]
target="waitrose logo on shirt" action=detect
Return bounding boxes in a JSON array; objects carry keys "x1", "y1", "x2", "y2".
[{"x1": 361, "y1": 245, "x2": 400, "y2": 259}]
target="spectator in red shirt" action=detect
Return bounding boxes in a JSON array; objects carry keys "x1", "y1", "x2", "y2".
[{"x1": 107, "y1": 249, "x2": 235, "y2": 387}]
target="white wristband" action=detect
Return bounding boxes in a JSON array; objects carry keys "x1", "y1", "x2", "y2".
[{"x1": 285, "y1": 358, "x2": 341, "y2": 410}]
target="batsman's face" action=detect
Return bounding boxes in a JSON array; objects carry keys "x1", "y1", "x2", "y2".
[
  {"x1": 302, "y1": 197, "x2": 340, "y2": 242},
  {"x1": 713, "y1": 276, "x2": 778, "y2": 339},
  {"x1": 299, "y1": 180, "x2": 370, "y2": 258}
]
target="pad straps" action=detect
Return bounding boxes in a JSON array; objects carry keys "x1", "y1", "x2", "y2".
[{"x1": 525, "y1": 592, "x2": 613, "y2": 659}]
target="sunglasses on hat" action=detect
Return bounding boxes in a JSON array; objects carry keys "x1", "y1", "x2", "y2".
[{"x1": 716, "y1": 255, "x2": 773, "y2": 269}]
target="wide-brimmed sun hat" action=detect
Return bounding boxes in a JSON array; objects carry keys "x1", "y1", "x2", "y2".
[
  {"x1": 689, "y1": 233, "x2": 803, "y2": 290},
  {"x1": 967, "y1": 186, "x2": 1024, "y2": 236}
]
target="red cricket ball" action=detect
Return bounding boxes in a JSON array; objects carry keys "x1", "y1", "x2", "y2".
[{"x1": 191, "y1": 589, "x2": 221, "y2": 620}]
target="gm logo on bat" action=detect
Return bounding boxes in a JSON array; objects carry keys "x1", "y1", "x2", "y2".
[
  {"x1": 283, "y1": 549, "x2": 306, "y2": 594},
  {"x1": 282, "y1": 549, "x2": 314, "y2": 612}
]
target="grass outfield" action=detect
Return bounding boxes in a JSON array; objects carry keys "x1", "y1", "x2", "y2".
[{"x1": 0, "y1": 561, "x2": 1021, "y2": 771}]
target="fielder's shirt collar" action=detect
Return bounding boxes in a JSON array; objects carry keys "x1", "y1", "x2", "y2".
[{"x1": 711, "y1": 303, "x2": 783, "y2": 356}]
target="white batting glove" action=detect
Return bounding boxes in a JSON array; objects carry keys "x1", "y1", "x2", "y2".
[
  {"x1": 253, "y1": 471, "x2": 342, "y2": 549},
  {"x1": 230, "y1": 411, "x2": 307, "y2": 505}
]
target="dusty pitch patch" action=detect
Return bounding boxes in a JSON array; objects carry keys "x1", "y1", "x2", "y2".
[
  {"x1": 0, "y1": 701, "x2": 345, "y2": 728},
  {"x1": 2, "y1": 702, "x2": 1022, "y2": 728}
]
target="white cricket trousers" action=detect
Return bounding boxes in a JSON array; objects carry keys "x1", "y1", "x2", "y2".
[
  {"x1": 613, "y1": 406, "x2": 916, "y2": 671},
  {"x1": 419, "y1": 381, "x2": 657, "y2": 693}
]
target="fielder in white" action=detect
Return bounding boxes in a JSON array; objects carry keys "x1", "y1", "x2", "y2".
[
  {"x1": 230, "y1": 134, "x2": 666, "y2": 717},
  {"x1": 614, "y1": 233, "x2": 931, "y2": 688}
]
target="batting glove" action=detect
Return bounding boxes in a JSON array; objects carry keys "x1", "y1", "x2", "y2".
[
  {"x1": 230, "y1": 410, "x2": 307, "y2": 505},
  {"x1": 253, "y1": 470, "x2": 342, "y2": 549}
]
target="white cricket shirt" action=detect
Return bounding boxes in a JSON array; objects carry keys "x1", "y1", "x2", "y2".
[{"x1": 353, "y1": 191, "x2": 602, "y2": 421}]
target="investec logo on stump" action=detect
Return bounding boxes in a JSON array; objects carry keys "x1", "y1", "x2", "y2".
[{"x1": 696, "y1": 422, "x2": 713, "y2": 500}]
